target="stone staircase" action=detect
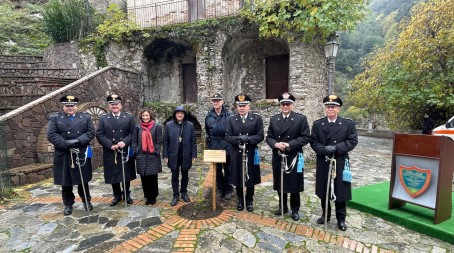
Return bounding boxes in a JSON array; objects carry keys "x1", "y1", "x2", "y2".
[{"x1": 0, "y1": 55, "x2": 79, "y2": 116}]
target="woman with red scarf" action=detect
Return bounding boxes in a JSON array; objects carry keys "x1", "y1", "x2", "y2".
[{"x1": 132, "y1": 108, "x2": 163, "y2": 205}]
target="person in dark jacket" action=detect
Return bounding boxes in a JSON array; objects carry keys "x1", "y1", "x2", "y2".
[
  {"x1": 225, "y1": 94, "x2": 264, "y2": 212},
  {"x1": 47, "y1": 95, "x2": 95, "y2": 215},
  {"x1": 205, "y1": 93, "x2": 234, "y2": 200},
  {"x1": 422, "y1": 113, "x2": 435, "y2": 134},
  {"x1": 132, "y1": 108, "x2": 162, "y2": 205},
  {"x1": 266, "y1": 92, "x2": 310, "y2": 221},
  {"x1": 310, "y1": 94, "x2": 358, "y2": 231},
  {"x1": 163, "y1": 105, "x2": 197, "y2": 206},
  {"x1": 96, "y1": 95, "x2": 136, "y2": 206}
]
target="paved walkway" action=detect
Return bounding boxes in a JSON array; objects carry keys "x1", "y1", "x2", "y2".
[{"x1": 0, "y1": 136, "x2": 453, "y2": 253}]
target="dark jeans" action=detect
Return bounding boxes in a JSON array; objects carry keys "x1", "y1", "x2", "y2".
[
  {"x1": 320, "y1": 198, "x2": 347, "y2": 222},
  {"x1": 236, "y1": 186, "x2": 254, "y2": 204},
  {"x1": 141, "y1": 174, "x2": 158, "y2": 200},
  {"x1": 277, "y1": 192, "x2": 301, "y2": 212},
  {"x1": 62, "y1": 184, "x2": 91, "y2": 206},
  {"x1": 112, "y1": 181, "x2": 131, "y2": 198},
  {"x1": 216, "y1": 154, "x2": 232, "y2": 194}
]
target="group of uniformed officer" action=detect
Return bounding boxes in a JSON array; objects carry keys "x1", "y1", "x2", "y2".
[{"x1": 48, "y1": 92, "x2": 357, "y2": 231}]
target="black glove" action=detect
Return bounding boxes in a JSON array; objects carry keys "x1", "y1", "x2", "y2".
[
  {"x1": 238, "y1": 135, "x2": 249, "y2": 143},
  {"x1": 322, "y1": 145, "x2": 337, "y2": 156},
  {"x1": 66, "y1": 139, "x2": 80, "y2": 148}
]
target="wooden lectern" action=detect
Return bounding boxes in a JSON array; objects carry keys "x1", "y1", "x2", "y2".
[
  {"x1": 203, "y1": 150, "x2": 226, "y2": 211},
  {"x1": 389, "y1": 134, "x2": 454, "y2": 224}
]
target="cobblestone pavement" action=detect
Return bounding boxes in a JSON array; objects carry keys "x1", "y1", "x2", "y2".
[{"x1": 0, "y1": 136, "x2": 453, "y2": 253}]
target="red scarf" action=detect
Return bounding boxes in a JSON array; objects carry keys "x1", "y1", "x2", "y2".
[{"x1": 141, "y1": 121, "x2": 155, "y2": 153}]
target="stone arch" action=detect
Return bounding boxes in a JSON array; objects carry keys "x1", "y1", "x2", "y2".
[
  {"x1": 143, "y1": 38, "x2": 197, "y2": 104},
  {"x1": 221, "y1": 37, "x2": 289, "y2": 102},
  {"x1": 164, "y1": 112, "x2": 203, "y2": 138},
  {"x1": 35, "y1": 102, "x2": 108, "y2": 163}
]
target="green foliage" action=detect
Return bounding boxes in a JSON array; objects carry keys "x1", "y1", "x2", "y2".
[
  {"x1": 342, "y1": 105, "x2": 369, "y2": 123},
  {"x1": 0, "y1": 2, "x2": 51, "y2": 55},
  {"x1": 43, "y1": 0, "x2": 94, "y2": 42},
  {"x1": 349, "y1": 0, "x2": 454, "y2": 129},
  {"x1": 241, "y1": 0, "x2": 368, "y2": 42},
  {"x1": 96, "y1": 4, "x2": 139, "y2": 42}
]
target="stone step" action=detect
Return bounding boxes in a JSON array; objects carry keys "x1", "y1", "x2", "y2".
[
  {"x1": 1, "y1": 163, "x2": 53, "y2": 186},
  {"x1": 0, "y1": 61, "x2": 50, "y2": 69},
  {"x1": 0, "y1": 68, "x2": 78, "y2": 79},
  {"x1": 0, "y1": 94, "x2": 45, "y2": 107},
  {"x1": 0, "y1": 55, "x2": 44, "y2": 63},
  {"x1": 0, "y1": 77, "x2": 76, "y2": 88}
]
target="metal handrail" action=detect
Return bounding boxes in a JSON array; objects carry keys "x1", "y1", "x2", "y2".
[{"x1": 128, "y1": 0, "x2": 244, "y2": 28}]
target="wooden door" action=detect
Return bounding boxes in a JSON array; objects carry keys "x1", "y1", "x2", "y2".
[
  {"x1": 266, "y1": 54, "x2": 289, "y2": 99},
  {"x1": 183, "y1": 63, "x2": 197, "y2": 103}
]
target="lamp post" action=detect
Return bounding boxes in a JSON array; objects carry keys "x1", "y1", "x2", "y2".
[{"x1": 324, "y1": 37, "x2": 339, "y2": 95}]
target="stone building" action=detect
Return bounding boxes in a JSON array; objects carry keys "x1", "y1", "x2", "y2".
[{"x1": 0, "y1": 0, "x2": 329, "y2": 185}]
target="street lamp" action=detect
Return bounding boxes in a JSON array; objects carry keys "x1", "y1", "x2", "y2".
[{"x1": 324, "y1": 37, "x2": 339, "y2": 95}]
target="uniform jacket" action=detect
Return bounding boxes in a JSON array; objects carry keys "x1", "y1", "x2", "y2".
[
  {"x1": 266, "y1": 111, "x2": 310, "y2": 193},
  {"x1": 47, "y1": 111, "x2": 95, "y2": 186},
  {"x1": 132, "y1": 122, "x2": 163, "y2": 176},
  {"x1": 310, "y1": 116, "x2": 358, "y2": 202},
  {"x1": 163, "y1": 110, "x2": 197, "y2": 171},
  {"x1": 96, "y1": 112, "x2": 136, "y2": 184},
  {"x1": 225, "y1": 113, "x2": 264, "y2": 187},
  {"x1": 204, "y1": 105, "x2": 233, "y2": 154}
]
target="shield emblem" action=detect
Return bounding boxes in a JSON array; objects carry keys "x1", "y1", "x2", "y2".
[{"x1": 399, "y1": 165, "x2": 431, "y2": 198}]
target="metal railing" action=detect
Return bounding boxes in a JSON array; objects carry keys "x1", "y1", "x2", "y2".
[{"x1": 128, "y1": 0, "x2": 244, "y2": 28}]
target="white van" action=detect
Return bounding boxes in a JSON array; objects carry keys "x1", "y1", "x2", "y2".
[{"x1": 432, "y1": 115, "x2": 454, "y2": 141}]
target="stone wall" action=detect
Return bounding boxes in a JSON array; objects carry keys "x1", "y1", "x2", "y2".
[
  {"x1": 0, "y1": 67, "x2": 141, "y2": 169},
  {"x1": 78, "y1": 21, "x2": 328, "y2": 161}
]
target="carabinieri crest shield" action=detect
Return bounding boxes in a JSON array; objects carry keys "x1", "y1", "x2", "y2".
[{"x1": 399, "y1": 165, "x2": 431, "y2": 198}]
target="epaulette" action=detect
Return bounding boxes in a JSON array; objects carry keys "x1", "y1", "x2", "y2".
[
  {"x1": 125, "y1": 112, "x2": 133, "y2": 115},
  {"x1": 50, "y1": 112, "x2": 62, "y2": 116},
  {"x1": 252, "y1": 112, "x2": 261, "y2": 116},
  {"x1": 228, "y1": 114, "x2": 235, "y2": 117},
  {"x1": 314, "y1": 117, "x2": 325, "y2": 122},
  {"x1": 271, "y1": 113, "x2": 280, "y2": 118},
  {"x1": 344, "y1": 117, "x2": 353, "y2": 121}
]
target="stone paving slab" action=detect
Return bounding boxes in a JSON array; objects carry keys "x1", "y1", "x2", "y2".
[{"x1": 0, "y1": 136, "x2": 453, "y2": 253}]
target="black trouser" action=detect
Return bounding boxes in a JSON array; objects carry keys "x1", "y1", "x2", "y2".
[
  {"x1": 112, "y1": 181, "x2": 131, "y2": 198},
  {"x1": 141, "y1": 174, "x2": 158, "y2": 200},
  {"x1": 62, "y1": 184, "x2": 91, "y2": 206},
  {"x1": 320, "y1": 198, "x2": 347, "y2": 222},
  {"x1": 216, "y1": 154, "x2": 232, "y2": 195},
  {"x1": 277, "y1": 192, "x2": 301, "y2": 212},
  {"x1": 171, "y1": 169, "x2": 189, "y2": 197},
  {"x1": 236, "y1": 186, "x2": 254, "y2": 204}
]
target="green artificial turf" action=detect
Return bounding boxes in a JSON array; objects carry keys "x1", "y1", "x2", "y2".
[{"x1": 349, "y1": 181, "x2": 454, "y2": 244}]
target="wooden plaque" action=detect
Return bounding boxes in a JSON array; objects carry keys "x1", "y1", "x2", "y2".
[{"x1": 203, "y1": 150, "x2": 226, "y2": 163}]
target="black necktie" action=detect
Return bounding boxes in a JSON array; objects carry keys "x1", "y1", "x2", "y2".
[
  {"x1": 330, "y1": 122, "x2": 334, "y2": 127},
  {"x1": 284, "y1": 117, "x2": 287, "y2": 123}
]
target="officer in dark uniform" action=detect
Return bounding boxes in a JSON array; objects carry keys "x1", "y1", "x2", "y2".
[
  {"x1": 96, "y1": 95, "x2": 136, "y2": 206},
  {"x1": 310, "y1": 94, "x2": 358, "y2": 231},
  {"x1": 205, "y1": 93, "x2": 234, "y2": 200},
  {"x1": 225, "y1": 94, "x2": 264, "y2": 212},
  {"x1": 266, "y1": 92, "x2": 310, "y2": 221},
  {"x1": 47, "y1": 95, "x2": 95, "y2": 215}
]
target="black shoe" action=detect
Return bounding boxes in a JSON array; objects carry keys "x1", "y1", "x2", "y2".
[
  {"x1": 63, "y1": 205, "x2": 73, "y2": 216},
  {"x1": 246, "y1": 202, "x2": 253, "y2": 212},
  {"x1": 171, "y1": 196, "x2": 179, "y2": 206},
  {"x1": 223, "y1": 191, "x2": 232, "y2": 201},
  {"x1": 317, "y1": 216, "x2": 330, "y2": 224},
  {"x1": 181, "y1": 193, "x2": 190, "y2": 203},
  {"x1": 337, "y1": 221, "x2": 347, "y2": 231},
  {"x1": 83, "y1": 201, "x2": 93, "y2": 211},
  {"x1": 126, "y1": 196, "x2": 133, "y2": 205},
  {"x1": 237, "y1": 201, "x2": 244, "y2": 211},
  {"x1": 274, "y1": 208, "x2": 289, "y2": 216},
  {"x1": 145, "y1": 199, "x2": 156, "y2": 205},
  {"x1": 110, "y1": 196, "x2": 122, "y2": 206},
  {"x1": 291, "y1": 212, "x2": 300, "y2": 221}
]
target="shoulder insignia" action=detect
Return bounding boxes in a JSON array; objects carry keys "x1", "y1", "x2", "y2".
[
  {"x1": 314, "y1": 117, "x2": 324, "y2": 122},
  {"x1": 344, "y1": 117, "x2": 353, "y2": 121},
  {"x1": 50, "y1": 112, "x2": 61, "y2": 116},
  {"x1": 228, "y1": 114, "x2": 235, "y2": 117},
  {"x1": 252, "y1": 112, "x2": 260, "y2": 116}
]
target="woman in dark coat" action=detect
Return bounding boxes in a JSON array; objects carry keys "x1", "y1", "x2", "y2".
[
  {"x1": 163, "y1": 105, "x2": 197, "y2": 206},
  {"x1": 132, "y1": 108, "x2": 162, "y2": 205}
]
